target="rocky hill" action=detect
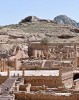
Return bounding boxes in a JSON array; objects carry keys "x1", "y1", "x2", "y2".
[
  {"x1": 0, "y1": 15, "x2": 79, "y2": 52},
  {"x1": 0, "y1": 15, "x2": 79, "y2": 45},
  {"x1": 54, "y1": 15, "x2": 79, "y2": 27}
]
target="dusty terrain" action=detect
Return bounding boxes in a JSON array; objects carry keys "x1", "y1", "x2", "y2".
[{"x1": 0, "y1": 15, "x2": 79, "y2": 51}]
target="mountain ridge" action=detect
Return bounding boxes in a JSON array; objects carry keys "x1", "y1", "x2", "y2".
[
  {"x1": 19, "y1": 15, "x2": 79, "y2": 27},
  {"x1": 0, "y1": 15, "x2": 79, "y2": 45}
]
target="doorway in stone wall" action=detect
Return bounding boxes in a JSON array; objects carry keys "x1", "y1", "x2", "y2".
[{"x1": 73, "y1": 73, "x2": 79, "y2": 80}]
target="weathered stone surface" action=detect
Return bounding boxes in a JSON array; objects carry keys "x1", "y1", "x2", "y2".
[
  {"x1": 70, "y1": 28, "x2": 79, "y2": 33},
  {"x1": 54, "y1": 15, "x2": 78, "y2": 27},
  {"x1": 20, "y1": 16, "x2": 39, "y2": 23}
]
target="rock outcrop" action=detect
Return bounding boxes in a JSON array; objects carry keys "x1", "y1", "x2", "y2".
[
  {"x1": 54, "y1": 15, "x2": 78, "y2": 27},
  {"x1": 19, "y1": 16, "x2": 39, "y2": 23}
]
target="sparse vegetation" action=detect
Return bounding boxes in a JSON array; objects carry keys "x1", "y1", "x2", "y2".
[
  {"x1": 0, "y1": 15, "x2": 79, "y2": 45},
  {"x1": 41, "y1": 38, "x2": 48, "y2": 45}
]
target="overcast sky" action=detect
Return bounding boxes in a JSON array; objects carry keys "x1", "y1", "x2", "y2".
[{"x1": 0, "y1": 0, "x2": 79, "y2": 25}]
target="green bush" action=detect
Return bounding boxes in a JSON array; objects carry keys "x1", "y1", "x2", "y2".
[{"x1": 40, "y1": 38, "x2": 48, "y2": 45}]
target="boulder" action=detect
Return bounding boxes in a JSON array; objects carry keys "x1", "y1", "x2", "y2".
[{"x1": 54, "y1": 15, "x2": 78, "y2": 27}]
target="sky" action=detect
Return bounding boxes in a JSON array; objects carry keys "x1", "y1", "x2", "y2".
[{"x1": 0, "y1": 0, "x2": 79, "y2": 25}]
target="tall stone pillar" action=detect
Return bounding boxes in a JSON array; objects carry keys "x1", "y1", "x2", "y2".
[
  {"x1": 3, "y1": 60, "x2": 5, "y2": 72},
  {"x1": 74, "y1": 45, "x2": 77, "y2": 70},
  {"x1": 74, "y1": 45, "x2": 77, "y2": 56},
  {"x1": 66, "y1": 47, "x2": 70, "y2": 58},
  {"x1": 14, "y1": 59, "x2": 16, "y2": 70},
  {"x1": 7, "y1": 67, "x2": 10, "y2": 77},
  {"x1": 22, "y1": 68, "x2": 25, "y2": 77},
  {"x1": 59, "y1": 68, "x2": 61, "y2": 76},
  {"x1": 35, "y1": 50, "x2": 37, "y2": 58},
  {"x1": 1, "y1": 58, "x2": 3, "y2": 72}
]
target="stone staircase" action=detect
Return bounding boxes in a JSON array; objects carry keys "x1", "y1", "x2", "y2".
[{"x1": 1, "y1": 77, "x2": 17, "y2": 94}]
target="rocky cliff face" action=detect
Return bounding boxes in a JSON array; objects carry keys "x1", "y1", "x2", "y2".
[{"x1": 54, "y1": 15, "x2": 79, "y2": 27}]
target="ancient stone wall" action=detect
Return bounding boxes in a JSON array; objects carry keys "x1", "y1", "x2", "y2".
[
  {"x1": 30, "y1": 86, "x2": 47, "y2": 91},
  {"x1": 0, "y1": 76, "x2": 7, "y2": 84},
  {"x1": 8, "y1": 60, "x2": 16, "y2": 68},
  {"x1": 0, "y1": 59, "x2": 8, "y2": 72},
  {"x1": 24, "y1": 76, "x2": 62, "y2": 88},
  {"x1": 48, "y1": 45, "x2": 75, "y2": 60},
  {"x1": 15, "y1": 92, "x2": 77, "y2": 100},
  {"x1": 62, "y1": 71, "x2": 73, "y2": 88}
]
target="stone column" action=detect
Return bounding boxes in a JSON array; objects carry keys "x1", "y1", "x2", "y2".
[
  {"x1": 22, "y1": 68, "x2": 25, "y2": 77},
  {"x1": 7, "y1": 67, "x2": 10, "y2": 77},
  {"x1": 1, "y1": 59, "x2": 3, "y2": 72},
  {"x1": 74, "y1": 45, "x2": 77, "y2": 56},
  {"x1": 14, "y1": 59, "x2": 17, "y2": 70},
  {"x1": 41, "y1": 50, "x2": 44, "y2": 58},
  {"x1": 59, "y1": 68, "x2": 61, "y2": 76},
  {"x1": 67, "y1": 48, "x2": 69, "y2": 58},
  {"x1": 74, "y1": 45, "x2": 77, "y2": 70},
  {"x1": 3, "y1": 60, "x2": 5, "y2": 72},
  {"x1": 35, "y1": 50, "x2": 37, "y2": 58}
]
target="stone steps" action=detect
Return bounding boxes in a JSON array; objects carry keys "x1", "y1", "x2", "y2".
[{"x1": 1, "y1": 77, "x2": 17, "y2": 94}]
